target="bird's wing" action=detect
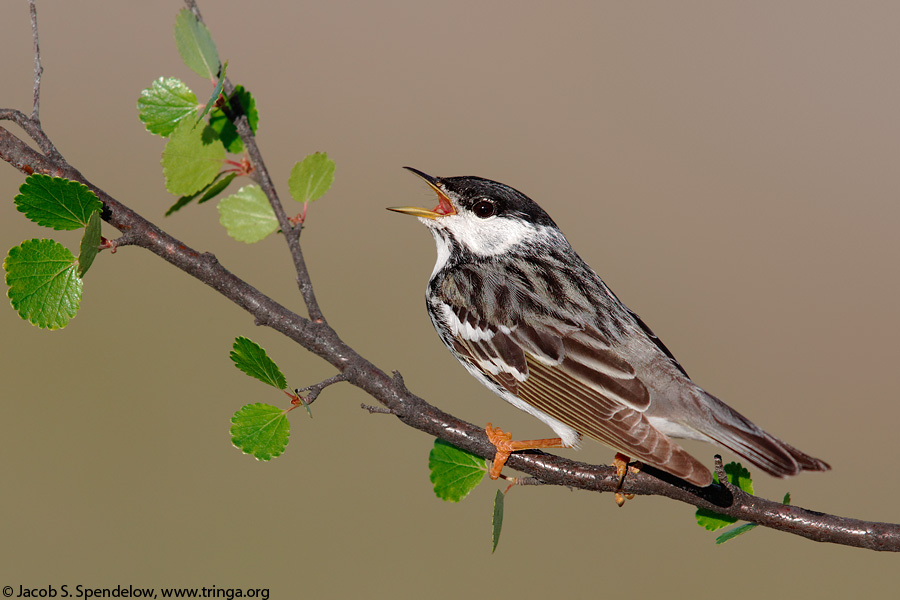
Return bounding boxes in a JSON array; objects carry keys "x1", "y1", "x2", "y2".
[{"x1": 444, "y1": 302, "x2": 711, "y2": 486}]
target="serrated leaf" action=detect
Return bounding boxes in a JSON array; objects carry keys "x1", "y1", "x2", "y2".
[
  {"x1": 174, "y1": 9, "x2": 220, "y2": 80},
  {"x1": 715, "y1": 522, "x2": 758, "y2": 544},
  {"x1": 491, "y1": 489, "x2": 505, "y2": 553},
  {"x1": 695, "y1": 462, "x2": 755, "y2": 531},
  {"x1": 137, "y1": 77, "x2": 198, "y2": 137},
  {"x1": 209, "y1": 85, "x2": 259, "y2": 153},
  {"x1": 77, "y1": 211, "x2": 102, "y2": 278},
  {"x1": 197, "y1": 61, "x2": 227, "y2": 124},
  {"x1": 161, "y1": 118, "x2": 225, "y2": 196},
  {"x1": 217, "y1": 184, "x2": 278, "y2": 243},
  {"x1": 229, "y1": 336, "x2": 287, "y2": 389},
  {"x1": 288, "y1": 152, "x2": 335, "y2": 204},
  {"x1": 428, "y1": 439, "x2": 486, "y2": 502},
  {"x1": 230, "y1": 403, "x2": 290, "y2": 461},
  {"x1": 4, "y1": 239, "x2": 82, "y2": 330},
  {"x1": 165, "y1": 172, "x2": 236, "y2": 216},
  {"x1": 719, "y1": 461, "x2": 754, "y2": 495},
  {"x1": 14, "y1": 175, "x2": 103, "y2": 231}
]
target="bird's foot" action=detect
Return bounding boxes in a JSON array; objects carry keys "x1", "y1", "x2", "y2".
[
  {"x1": 485, "y1": 423, "x2": 564, "y2": 480},
  {"x1": 613, "y1": 453, "x2": 642, "y2": 507}
]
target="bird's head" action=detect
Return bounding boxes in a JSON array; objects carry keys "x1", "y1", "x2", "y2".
[{"x1": 388, "y1": 167, "x2": 559, "y2": 258}]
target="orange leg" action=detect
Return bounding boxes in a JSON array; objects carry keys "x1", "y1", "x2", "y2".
[
  {"x1": 485, "y1": 423, "x2": 565, "y2": 480},
  {"x1": 613, "y1": 453, "x2": 642, "y2": 507}
]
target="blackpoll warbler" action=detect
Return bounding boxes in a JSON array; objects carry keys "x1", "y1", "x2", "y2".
[{"x1": 389, "y1": 168, "x2": 829, "y2": 490}]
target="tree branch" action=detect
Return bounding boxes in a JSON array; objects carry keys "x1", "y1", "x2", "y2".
[{"x1": 2, "y1": 1, "x2": 898, "y2": 553}]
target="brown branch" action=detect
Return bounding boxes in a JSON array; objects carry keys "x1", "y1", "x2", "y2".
[{"x1": 2, "y1": 2, "x2": 898, "y2": 553}]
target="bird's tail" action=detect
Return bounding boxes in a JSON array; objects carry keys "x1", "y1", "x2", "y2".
[{"x1": 699, "y1": 390, "x2": 830, "y2": 477}]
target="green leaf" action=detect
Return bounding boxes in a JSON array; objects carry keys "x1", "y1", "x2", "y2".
[
  {"x1": 137, "y1": 77, "x2": 198, "y2": 137},
  {"x1": 209, "y1": 85, "x2": 258, "y2": 153},
  {"x1": 14, "y1": 175, "x2": 103, "y2": 231},
  {"x1": 230, "y1": 403, "x2": 290, "y2": 461},
  {"x1": 174, "y1": 8, "x2": 220, "y2": 80},
  {"x1": 161, "y1": 118, "x2": 225, "y2": 196},
  {"x1": 197, "y1": 172, "x2": 237, "y2": 204},
  {"x1": 4, "y1": 239, "x2": 82, "y2": 330},
  {"x1": 229, "y1": 336, "x2": 287, "y2": 389},
  {"x1": 715, "y1": 522, "x2": 758, "y2": 544},
  {"x1": 165, "y1": 193, "x2": 199, "y2": 217},
  {"x1": 165, "y1": 172, "x2": 236, "y2": 216},
  {"x1": 288, "y1": 152, "x2": 335, "y2": 204},
  {"x1": 217, "y1": 184, "x2": 278, "y2": 243},
  {"x1": 77, "y1": 211, "x2": 102, "y2": 278},
  {"x1": 695, "y1": 462, "x2": 755, "y2": 531},
  {"x1": 721, "y1": 461, "x2": 754, "y2": 495},
  {"x1": 491, "y1": 490, "x2": 505, "y2": 553},
  {"x1": 783, "y1": 491, "x2": 791, "y2": 505},
  {"x1": 428, "y1": 439, "x2": 486, "y2": 502},
  {"x1": 196, "y1": 61, "x2": 227, "y2": 124}
]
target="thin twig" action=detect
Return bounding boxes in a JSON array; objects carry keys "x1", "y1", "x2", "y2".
[
  {"x1": 296, "y1": 373, "x2": 349, "y2": 405},
  {"x1": 28, "y1": 0, "x2": 42, "y2": 122},
  {"x1": 361, "y1": 403, "x2": 396, "y2": 415}
]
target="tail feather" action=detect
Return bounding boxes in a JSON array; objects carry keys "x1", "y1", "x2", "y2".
[{"x1": 700, "y1": 391, "x2": 830, "y2": 478}]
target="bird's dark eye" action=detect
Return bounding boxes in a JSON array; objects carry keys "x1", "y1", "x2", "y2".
[{"x1": 472, "y1": 199, "x2": 496, "y2": 219}]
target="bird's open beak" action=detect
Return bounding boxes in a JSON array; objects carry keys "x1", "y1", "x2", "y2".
[{"x1": 387, "y1": 167, "x2": 457, "y2": 219}]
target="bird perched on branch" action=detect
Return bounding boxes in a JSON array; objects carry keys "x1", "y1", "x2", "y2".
[{"x1": 389, "y1": 168, "x2": 829, "y2": 500}]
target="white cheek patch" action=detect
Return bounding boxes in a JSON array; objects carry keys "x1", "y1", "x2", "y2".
[{"x1": 443, "y1": 212, "x2": 536, "y2": 257}]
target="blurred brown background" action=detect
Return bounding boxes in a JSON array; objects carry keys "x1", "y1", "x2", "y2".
[{"x1": 2, "y1": 1, "x2": 898, "y2": 597}]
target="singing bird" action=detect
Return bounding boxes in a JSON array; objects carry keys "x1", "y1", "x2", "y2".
[{"x1": 389, "y1": 168, "x2": 829, "y2": 493}]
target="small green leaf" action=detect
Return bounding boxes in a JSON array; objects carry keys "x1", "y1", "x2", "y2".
[
  {"x1": 230, "y1": 403, "x2": 290, "y2": 461},
  {"x1": 197, "y1": 172, "x2": 237, "y2": 204},
  {"x1": 695, "y1": 462, "x2": 755, "y2": 531},
  {"x1": 137, "y1": 77, "x2": 198, "y2": 137},
  {"x1": 229, "y1": 336, "x2": 287, "y2": 389},
  {"x1": 720, "y1": 461, "x2": 754, "y2": 495},
  {"x1": 288, "y1": 152, "x2": 335, "y2": 204},
  {"x1": 217, "y1": 184, "x2": 278, "y2": 243},
  {"x1": 428, "y1": 439, "x2": 487, "y2": 502},
  {"x1": 4, "y1": 239, "x2": 82, "y2": 330},
  {"x1": 174, "y1": 8, "x2": 220, "y2": 80},
  {"x1": 715, "y1": 522, "x2": 758, "y2": 544},
  {"x1": 196, "y1": 61, "x2": 227, "y2": 124},
  {"x1": 209, "y1": 85, "x2": 258, "y2": 153},
  {"x1": 783, "y1": 491, "x2": 791, "y2": 505},
  {"x1": 77, "y1": 211, "x2": 102, "y2": 278},
  {"x1": 14, "y1": 175, "x2": 103, "y2": 231},
  {"x1": 165, "y1": 172, "x2": 236, "y2": 216},
  {"x1": 161, "y1": 118, "x2": 225, "y2": 196},
  {"x1": 491, "y1": 489, "x2": 505, "y2": 553},
  {"x1": 165, "y1": 192, "x2": 199, "y2": 217}
]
